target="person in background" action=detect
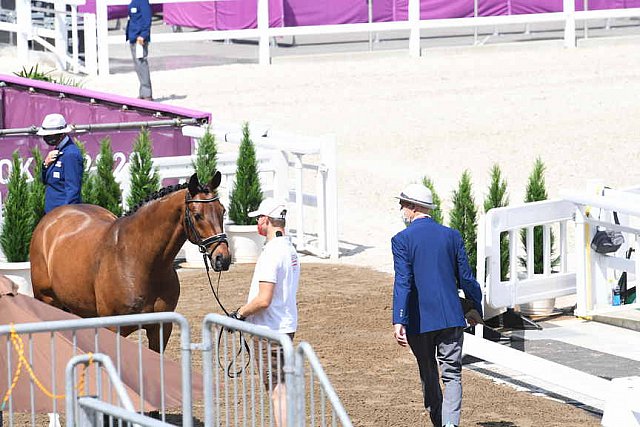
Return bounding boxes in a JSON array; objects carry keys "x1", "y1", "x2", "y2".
[
  {"x1": 229, "y1": 198, "x2": 299, "y2": 427},
  {"x1": 392, "y1": 182, "x2": 483, "y2": 427},
  {"x1": 126, "y1": 0, "x2": 153, "y2": 100},
  {"x1": 38, "y1": 113, "x2": 83, "y2": 213}
]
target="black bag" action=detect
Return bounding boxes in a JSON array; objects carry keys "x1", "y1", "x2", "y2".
[{"x1": 591, "y1": 211, "x2": 624, "y2": 254}]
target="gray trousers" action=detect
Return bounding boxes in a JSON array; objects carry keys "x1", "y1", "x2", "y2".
[
  {"x1": 130, "y1": 42, "x2": 152, "y2": 99},
  {"x1": 407, "y1": 327, "x2": 464, "y2": 427}
]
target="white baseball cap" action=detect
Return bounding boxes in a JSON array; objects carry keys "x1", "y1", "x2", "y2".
[
  {"x1": 37, "y1": 113, "x2": 72, "y2": 136},
  {"x1": 396, "y1": 183, "x2": 435, "y2": 209},
  {"x1": 248, "y1": 198, "x2": 287, "y2": 219}
]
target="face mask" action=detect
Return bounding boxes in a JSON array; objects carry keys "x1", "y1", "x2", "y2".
[
  {"x1": 401, "y1": 210, "x2": 411, "y2": 228},
  {"x1": 43, "y1": 134, "x2": 61, "y2": 146}
]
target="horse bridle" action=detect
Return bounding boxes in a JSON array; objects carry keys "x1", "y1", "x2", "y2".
[
  {"x1": 184, "y1": 192, "x2": 250, "y2": 377},
  {"x1": 184, "y1": 193, "x2": 228, "y2": 255}
]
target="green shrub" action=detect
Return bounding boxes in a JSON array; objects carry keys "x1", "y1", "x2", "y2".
[
  {"x1": 192, "y1": 127, "x2": 218, "y2": 185},
  {"x1": 421, "y1": 176, "x2": 443, "y2": 224},
  {"x1": 29, "y1": 146, "x2": 46, "y2": 223},
  {"x1": 75, "y1": 140, "x2": 97, "y2": 205},
  {"x1": 228, "y1": 123, "x2": 263, "y2": 226},
  {"x1": 1, "y1": 152, "x2": 36, "y2": 262},
  {"x1": 14, "y1": 65, "x2": 84, "y2": 87},
  {"x1": 449, "y1": 170, "x2": 478, "y2": 277},
  {"x1": 93, "y1": 138, "x2": 123, "y2": 216},
  {"x1": 127, "y1": 128, "x2": 160, "y2": 210},
  {"x1": 483, "y1": 164, "x2": 510, "y2": 281},
  {"x1": 520, "y1": 157, "x2": 558, "y2": 274}
]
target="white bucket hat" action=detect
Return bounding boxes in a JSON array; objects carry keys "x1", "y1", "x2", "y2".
[
  {"x1": 37, "y1": 113, "x2": 72, "y2": 136},
  {"x1": 396, "y1": 183, "x2": 435, "y2": 209},
  {"x1": 248, "y1": 198, "x2": 287, "y2": 219}
]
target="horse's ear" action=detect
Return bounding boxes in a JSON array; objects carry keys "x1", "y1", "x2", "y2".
[
  {"x1": 209, "y1": 171, "x2": 222, "y2": 191},
  {"x1": 188, "y1": 173, "x2": 200, "y2": 197}
]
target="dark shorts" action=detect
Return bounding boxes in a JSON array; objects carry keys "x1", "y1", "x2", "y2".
[{"x1": 254, "y1": 332, "x2": 294, "y2": 390}]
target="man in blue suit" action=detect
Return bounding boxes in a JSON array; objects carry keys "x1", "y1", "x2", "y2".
[
  {"x1": 38, "y1": 114, "x2": 83, "y2": 213},
  {"x1": 392, "y1": 182, "x2": 483, "y2": 427},
  {"x1": 126, "y1": 0, "x2": 153, "y2": 100}
]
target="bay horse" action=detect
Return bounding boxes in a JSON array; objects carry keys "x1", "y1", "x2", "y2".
[{"x1": 29, "y1": 172, "x2": 231, "y2": 352}]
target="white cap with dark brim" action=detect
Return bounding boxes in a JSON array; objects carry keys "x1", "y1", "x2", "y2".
[{"x1": 396, "y1": 183, "x2": 436, "y2": 209}]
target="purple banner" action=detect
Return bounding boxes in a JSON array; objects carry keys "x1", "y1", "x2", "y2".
[
  {"x1": 163, "y1": 0, "x2": 283, "y2": 30},
  {"x1": 163, "y1": 0, "x2": 637, "y2": 30},
  {"x1": 78, "y1": 1, "x2": 162, "y2": 20},
  {"x1": 0, "y1": 74, "x2": 210, "y2": 194}
]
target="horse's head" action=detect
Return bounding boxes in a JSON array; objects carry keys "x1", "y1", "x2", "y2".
[{"x1": 184, "y1": 171, "x2": 231, "y2": 272}]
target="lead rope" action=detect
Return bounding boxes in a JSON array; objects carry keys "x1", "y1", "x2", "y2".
[{"x1": 202, "y1": 251, "x2": 251, "y2": 378}]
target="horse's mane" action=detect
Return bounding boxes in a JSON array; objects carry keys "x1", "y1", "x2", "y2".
[{"x1": 122, "y1": 181, "x2": 218, "y2": 216}]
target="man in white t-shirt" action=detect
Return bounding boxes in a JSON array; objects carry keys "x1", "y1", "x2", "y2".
[{"x1": 230, "y1": 198, "x2": 299, "y2": 427}]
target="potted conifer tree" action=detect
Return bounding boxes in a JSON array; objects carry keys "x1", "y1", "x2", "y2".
[
  {"x1": 126, "y1": 128, "x2": 160, "y2": 210},
  {"x1": 518, "y1": 157, "x2": 558, "y2": 316},
  {"x1": 449, "y1": 170, "x2": 478, "y2": 278},
  {"x1": 0, "y1": 151, "x2": 36, "y2": 296},
  {"x1": 227, "y1": 123, "x2": 264, "y2": 263},
  {"x1": 183, "y1": 127, "x2": 218, "y2": 267}
]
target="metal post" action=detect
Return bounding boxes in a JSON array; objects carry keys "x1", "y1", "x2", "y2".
[
  {"x1": 584, "y1": 0, "x2": 589, "y2": 39},
  {"x1": 368, "y1": 0, "x2": 373, "y2": 52},
  {"x1": 563, "y1": 0, "x2": 576, "y2": 48},
  {"x1": 16, "y1": 0, "x2": 31, "y2": 63},
  {"x1": 292, "y1": 153, "x2": 304, "y2": 250},
  {"x1": 96, "y1": 0, "x2": 110, "y2": 75},
  {"x1": 257, "y1": 0, "x2": 270, "y2": 65},
  {"x1": 53, "y1": 0, "x2": 67, "y2": 70},
  {"x1": 473, "y1": 0, "x2": 478, "y2": 45},
  {"x1": 71, "y1": 6, "x2": 79, "y2": 73},
  {"x1": 83, "y1": 14, "x2": 98, "y2": 76},
  {"x1": 321, "y1": 136, "x2": 339, "y2": 259},
  {"x1": 408, "y1": 0, "x2": 420, "y2": 57},
  {"x1": 179, "y1": 319, "x2": 193, "y2": 427}
]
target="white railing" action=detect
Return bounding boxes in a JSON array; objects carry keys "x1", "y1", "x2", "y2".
[
  {"x1": 478, "y1": 184, "x2": 640, "y2": 319},
  {"x1": 182, "y1": 123, "x2": 339, "y2": 260},
  {"x1": 6, "y1": 0, "x2": 97, "y2": 75},
  {"x1": 477, "y1": 199, "x2": 577, "y2": 319},
  {"x1": 561, "y1": 185, "x2": 640, "y2": 317},
  {"x1": 87, "y1": 0, "x2": 640, "y2": 75}
]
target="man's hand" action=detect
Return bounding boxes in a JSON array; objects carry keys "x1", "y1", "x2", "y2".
[
  {"x1": 228, "y1": 309, "x2": 246, "y2": 321},
  {"x1": 43, "y1": 150, "x2": 59, "y2": 167},
  {"x1": 136, "y1": 36, "x2": 144, "y2": 45},
  {"x1": 393, "y1": 324, "x2": 408, "y2": 347},
  {"x1": 465, "y1": 309, "x2": 484, "y2": 327}
]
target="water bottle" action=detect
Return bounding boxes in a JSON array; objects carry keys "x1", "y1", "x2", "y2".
[{"x1": 612, "y1": 283, "x2": 621, "y2": 306}]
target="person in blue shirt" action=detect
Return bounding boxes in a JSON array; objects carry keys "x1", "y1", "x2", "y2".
[
  {"x1": 126, "y1": 0, "x2": 153, "y2": 100},
  {"x1": 392, "y1": 183, "x2": 483, "y2": 427},
  {"x1": 37, "y1": 114, "x2": 83, "y2": 213}
]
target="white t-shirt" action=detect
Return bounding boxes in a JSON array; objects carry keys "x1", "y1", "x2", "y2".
[{"x1": 246, "y1": 236, "x2": 300, "y2": 333}]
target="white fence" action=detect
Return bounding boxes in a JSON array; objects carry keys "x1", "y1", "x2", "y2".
[
  {"x1": 3, "y1": 0, "x2": 640, "y2": 75},
  {"x1": 467, "y1": 184, "x2": 640, "y2": 425},
  {"x1": 1, "y1": 0, "x2": 97, "y2": 74},
  {"x1": 181, "y1": 123, "x2": 339, "y2": 260},
  {"x1": 478, "y1": 186, "x2": 640, "y2": 319}
]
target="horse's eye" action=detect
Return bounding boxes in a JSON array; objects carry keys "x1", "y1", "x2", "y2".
[{"x1": 194, "y1": 213, "x2": 203, "y2": 221}]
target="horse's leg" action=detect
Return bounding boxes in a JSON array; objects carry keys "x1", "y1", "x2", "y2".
[{"x1": 145, "y1": 323, "x2": 173, "y2": 353}]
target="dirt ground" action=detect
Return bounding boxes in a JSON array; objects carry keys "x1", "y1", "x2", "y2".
[{"x1": 170, "y1": 263, "x2": 601, "y2": 427}]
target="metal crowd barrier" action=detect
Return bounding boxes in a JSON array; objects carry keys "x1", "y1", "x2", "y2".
[
  {"x1": 0, "y1": 312, "x2": 192, "y2": 427},
  {"x1": 1, "y1": 312, "x2": 352, "y2": 426}
]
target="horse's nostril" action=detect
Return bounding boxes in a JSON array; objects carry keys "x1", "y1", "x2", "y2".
[{"x1": 214, "y1": 254, "x2": 224, "y2": 271}]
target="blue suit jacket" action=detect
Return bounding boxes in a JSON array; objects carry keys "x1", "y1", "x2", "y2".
[
  {"x1": 41, "y1": 137, "x2": 83, "y2": 213},
  {"x1": 392, "y1": 216, "x2": 483, "y2": 334},
  {"x1": 126, "y1": 0, "x2": 152, "y2": 43}
]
